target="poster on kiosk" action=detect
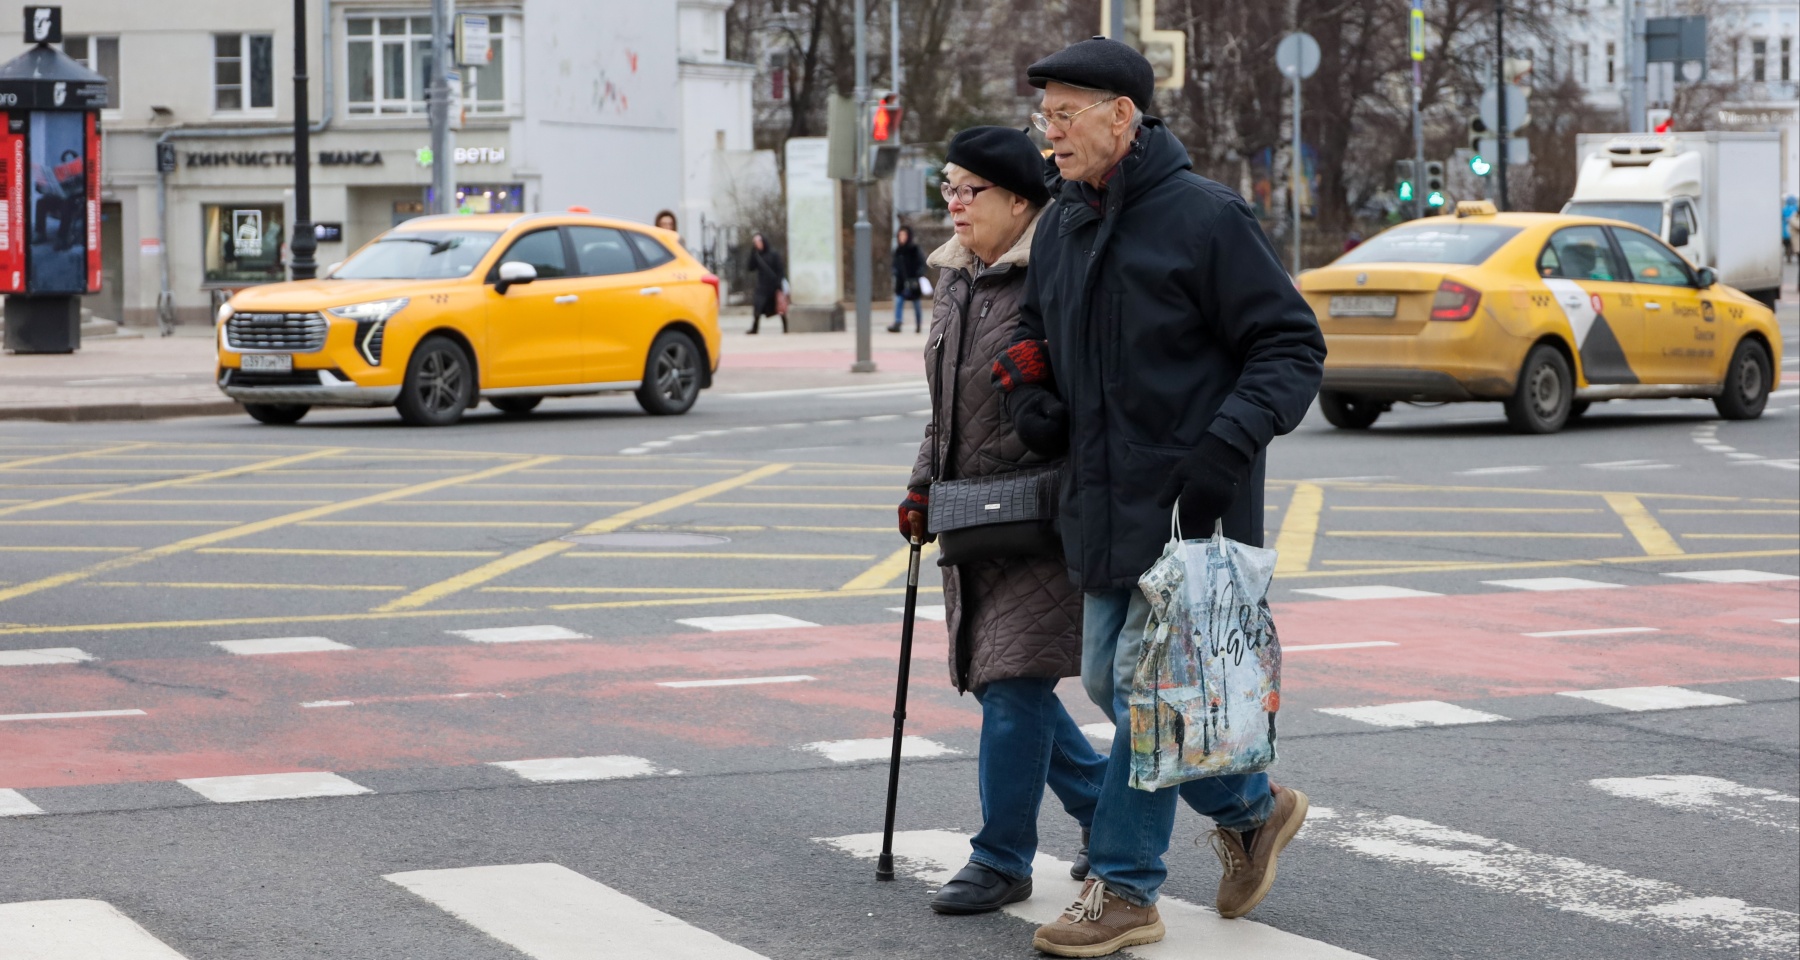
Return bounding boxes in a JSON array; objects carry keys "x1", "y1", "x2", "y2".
[{"x1": 0, "y1": 5, "x2": 109, "y2": 352}]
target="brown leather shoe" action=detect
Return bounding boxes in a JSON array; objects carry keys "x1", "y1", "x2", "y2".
[
  {"x1": 1211, "y1": 784, "x2": 1310, "y2": 919},
  {"x1": 1030, "y1": 878, "x2": 1165, "y2": 958}
]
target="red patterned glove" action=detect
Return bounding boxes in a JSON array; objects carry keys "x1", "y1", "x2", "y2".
[
  {"x1": 991, "y1": 339, "x2": 1053, "y2": 394},
  {"x1": 898, "y1": 486, "x2": 931, "y2": 542}
]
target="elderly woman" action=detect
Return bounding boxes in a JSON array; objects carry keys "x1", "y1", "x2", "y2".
[{"x1": 900, "y1": 126, "x2": 1106, "y2": 915}]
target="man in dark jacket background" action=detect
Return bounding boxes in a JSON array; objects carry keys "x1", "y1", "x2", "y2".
[{"x1": 992, "y1": 37, "x2": 1326, "y2": 958}]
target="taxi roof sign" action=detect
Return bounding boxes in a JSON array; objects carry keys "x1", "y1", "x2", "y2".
[{"x1": 1455, "y1": 200, "x2": 1498, "y2": 217}]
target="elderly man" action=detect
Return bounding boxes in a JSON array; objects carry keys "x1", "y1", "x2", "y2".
[{"x1": 991, "y1": 37, "x2": 1326, "y2": 957}]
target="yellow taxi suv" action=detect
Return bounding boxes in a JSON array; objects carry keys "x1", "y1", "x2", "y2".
[
  {"x1": 216, "y1": 211, "x2": 721, "y2": 426},
  {"x1": 1298, "y1": 201, "x2": 1781, "y2": 434}
]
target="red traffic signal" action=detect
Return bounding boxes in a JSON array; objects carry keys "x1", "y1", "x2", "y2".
[{"x1": 872, "y1": 95, "x2": 901, "y2": 142}]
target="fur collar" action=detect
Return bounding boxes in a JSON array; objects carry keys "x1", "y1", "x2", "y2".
[{"x1": 926, "y1": 208, "x2": 1043, "y2": 274}]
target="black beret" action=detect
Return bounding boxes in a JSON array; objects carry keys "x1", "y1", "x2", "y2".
[
  {"x1": 945, "y1": 126, "x2": 1052, "y2": 207},
  {"x1": 1026, "y1": 36, "x2": 1155, "y2": 115}
]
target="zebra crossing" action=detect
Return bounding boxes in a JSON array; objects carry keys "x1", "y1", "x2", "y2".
[{"x1": 2, "y1": 770, "x2": 1792, "y2": 959}]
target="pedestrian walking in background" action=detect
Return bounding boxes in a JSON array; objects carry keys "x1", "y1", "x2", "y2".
[
  {"x1": 654, "y1": 209, "x2": 684, "y2": 249},
  {"x1": 1782, "y1": 196, "x2": 1797, "y2": 262},
  {"x1": 888, "y1": 226, "x2": 927, "y2": 333},
  {"x1": 901, "y1": 126, "x2": 1108, "y2": 916},
  {"x1": 991, "y1": 38, "x2": 1326, "y2": 958},
  {"x1": 746, "y1": 233, "x2": 786, "y2": 335}
]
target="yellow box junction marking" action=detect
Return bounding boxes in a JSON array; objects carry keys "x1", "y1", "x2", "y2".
[
  {"x1": 1273, "y1": 482, "x2": 1323, "y2": 574},
  {"x1": 0, "y1": 442, "x2": 151, "y2": 471},
  {"x1": 0, "y1": 447, "x2": 345, "y2": 520},
  {"x1": 1603, "y1": 493, "x2": 1685, "y2": 556},
  {"x1": 0, "y1": 455, "x2": 559, "y2": 605},
  {"x1": 841, "y1": 541, "x2": 939, "y2": 591},
  {"x1": 375, "y1": 463, "x2": 794, "y2": 612}
]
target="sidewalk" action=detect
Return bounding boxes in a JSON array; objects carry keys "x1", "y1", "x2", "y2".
[{"x1": 0, "y1": 304, "x2": 931, "y2": 421}]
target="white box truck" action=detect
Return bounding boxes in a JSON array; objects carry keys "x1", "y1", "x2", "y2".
[{"x1": 1563, "y1": 132, "x2": 1783, "y2": 306}]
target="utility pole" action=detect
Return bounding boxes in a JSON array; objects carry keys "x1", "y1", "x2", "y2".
[
  {"x1": 1110, "y1": 0, "x2": 1125, "y2": 40},
  {"x1": 1623, "y1": 0, "x2": 1647, "y2": 131},
  {"x1": 1494, "y1": 0, "x2": 1509, "y2": 211},
  {"x1": 1290, "y1": 64, "x2": 1302, "y2": 272},
  {"x1": 851, "y1": 0, "x2": 875, "y2": 373},
  {"x1": 289, "y1": 0, "x2": 317, "y2": 280},
  {"x1": 428, "y1": 0, "x2": 454, "y2": 214},
  {"x1": 1411, "y1": 0, "x2": 1426, "y2": 220},
  {"x1": 888, "y1": 0, "x2": 900, "y2": 248}
]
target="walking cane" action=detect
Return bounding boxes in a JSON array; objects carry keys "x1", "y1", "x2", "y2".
[{"x1": 876, "y1": 535, "x2": 924, "y2": 881}]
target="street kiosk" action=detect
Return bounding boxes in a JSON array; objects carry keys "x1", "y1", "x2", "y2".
[{"x1": 0, "y1": 6, "x2": 108, "y2": 353}]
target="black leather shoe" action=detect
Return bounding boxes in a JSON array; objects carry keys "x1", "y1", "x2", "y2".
[
  {"x1": 928, "y1": 861, "x2": 1032, "y2": 915},
  {"x1": 1070, "y1": 828, "x2": 1091, "y2": 881}
]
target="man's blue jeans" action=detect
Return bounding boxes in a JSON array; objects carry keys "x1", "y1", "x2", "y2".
[
  {"x1": 968, "y1": 677, "x2": 1109, "y2": 880},
  {"x1": 1080, "y1": 587, "x2": 1275, "y2": 906}
]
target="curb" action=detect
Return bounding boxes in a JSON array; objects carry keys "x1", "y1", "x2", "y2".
[{"x1": 0, "y1": 399, "x2": 243, "y2": 422}]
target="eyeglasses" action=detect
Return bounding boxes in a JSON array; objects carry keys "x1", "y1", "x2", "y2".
[
  {"x1": 940, "y1": 182, "x2": 998, "y2": 205},
  {"x1": 1030, "y1": 96, "x2": 1120, "y2": 133}
]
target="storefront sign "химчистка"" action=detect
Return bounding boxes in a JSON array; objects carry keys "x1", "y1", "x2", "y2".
[{"x1": 183, "y1": 150, "x2": 385, "y2": 168}]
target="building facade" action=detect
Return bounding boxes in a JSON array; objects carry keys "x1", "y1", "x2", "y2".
[{"x1": 4, "y1": 0, "x2": 757, "y2": 327}]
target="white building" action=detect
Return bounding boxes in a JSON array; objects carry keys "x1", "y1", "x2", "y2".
[{"x1": 2, "y1": 0, "x2": 758, "y2": 327}]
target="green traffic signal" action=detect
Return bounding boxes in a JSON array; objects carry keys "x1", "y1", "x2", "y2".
[
  {"x1": 1398, "y1": 181, "x2": 1414, "y2": 202},
  {"x1": 1426, "y1": 190, "x2": 1446, "y2": 207},
  {"x1": 1470, "y1": 155, "x2": 1492, "y2": 176}
]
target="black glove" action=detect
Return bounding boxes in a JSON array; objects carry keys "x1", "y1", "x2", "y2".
[
  {"x1": 897, "y1": 486, "x2": 933, "y2": 543},
  {"x1": 1005, "y1": 385, "x2": 1070, "y2": 458},
  {"x1": 1154, "y1": 435, "x2": 1252, "y2": 535}
]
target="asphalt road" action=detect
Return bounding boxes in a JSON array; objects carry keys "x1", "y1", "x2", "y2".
[{"x1": 0, "y1": 325, "x2": 1795, "y2": 959}]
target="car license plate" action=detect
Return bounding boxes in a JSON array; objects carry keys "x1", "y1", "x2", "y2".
[
  {"x1": 1330, "y1": 295, "x2": 1398, "y2": 318},
  {"x1": 240, "y1": 354, "x2": 292, "y2": 373}
]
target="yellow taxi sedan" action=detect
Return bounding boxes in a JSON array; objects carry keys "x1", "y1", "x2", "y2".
[
  {"x1": 216, "y1": 211, "x2": 721, "y2": 426},
  {"x1": 1299, "y1": 202, "x2": 1781, "y2": 433}
]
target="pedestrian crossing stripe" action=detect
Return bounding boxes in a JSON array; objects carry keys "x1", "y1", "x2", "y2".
[
  {"x1": 0, "y1": 788, "x2": 43, "y2": 816},
  {"x1": 818, "y1": 829, "x2": 1373, "y2": 958},
  {"x1": 1589, "y1": 775, "x2": 1799, "y2": 832},
  {"x1": 0, "y1": 899, "x2": 186, "y2": 959}
]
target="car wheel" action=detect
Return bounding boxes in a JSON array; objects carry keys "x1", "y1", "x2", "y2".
[
  {"x1": 396, "y1": 335, "x2": 474, "y2": 426},
  {"x1": 1568, "y1": 399, "x2": 1592, "y2": 420},
  {"x1": 636, "y1": 330, "x2": 702, "y2": 416},
  {"x1": 243, "y1": 403, "x2": 309, "y2": 425},
  {"x1": 1503, "y1": 344, "x2": 1573, "y2": 434},
  {"x1": 490, "y1": 396, "x2": 542, "y2": 416},
  {"x1": 1318, "y1": 390, "x2": 1385, "y2": 430},
  {"x1": 1713, "y1": 338, "x2": 1771, "y2": 420}
]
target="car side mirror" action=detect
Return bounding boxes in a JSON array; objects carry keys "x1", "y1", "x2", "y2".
[
  {"x1": 323, "y1": 260, "x2": 343, "y2": 278},
  {"x1": 1669, "y1": 224, "x2": 1690, "y2": 248},
  {"x1": 495, "y1": 260, "x2": 537, "y2": 295},
  {"x1": 1694, "y1": 266, "x2": 1716, "y2": 289}
]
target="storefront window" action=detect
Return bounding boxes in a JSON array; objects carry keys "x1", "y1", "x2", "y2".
[
  {"x1": 453, "y1": 184, "x2": 524, "y2": 214},
  {"x1": 203, "y1": 204, "x2": 286, "y2": 285}
]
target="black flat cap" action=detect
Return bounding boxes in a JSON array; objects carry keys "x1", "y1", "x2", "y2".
[
  {"x1": 1027, "y1": 36, "x2": 1155, "y2": 114},
  {"x1": 945, "y1": 126, "x2": 1052, "y2": 207}
]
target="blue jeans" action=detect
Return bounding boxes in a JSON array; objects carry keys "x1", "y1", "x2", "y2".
[
  {"x1": 892, "y1": 292, "x2": 922, "y2": 330},
  {"x1": 1080, "y1": 587, "x2": 1274, "y2": 906},
  {"x1": 968, "y1": 677, "x2": 1109, "y2": 881}
]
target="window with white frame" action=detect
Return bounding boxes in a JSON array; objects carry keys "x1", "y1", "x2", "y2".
[
  {"x1": 63, "y1": 36, "x2": 119, "y2": 102},
  {"x1": 1577, "y1": 43, "x2": 1589, "y2": 85},
  {"x1": 1782, "y1": 38, "x2": 1792, "y2": 82},
  {"x1": 215, "y1": 33, "x2": 274, "y2": 112},
  {"x1": 346, "y1": 13, "x2": 513, "y2": 116},
  {"x1": 1605, "y1": 41, "x2": 1616, "y2": 85},
  {"x1": 1751, "y1": 38, "x2": 1767, "y2": 82}
]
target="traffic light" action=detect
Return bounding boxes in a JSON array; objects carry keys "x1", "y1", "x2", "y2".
[
  {"x1": 871, "y1": 93, "x2": 901, "y2": 142},
  {"x1": 1424, "y1": 160, "x2": 1446, "y2": 207},
  {"x1": 1466, "y1": 116, "x2": 1491, "y2": 175},
  {"x1": 1394, "y1": 159, "x2": 1415, "y2": 203}
]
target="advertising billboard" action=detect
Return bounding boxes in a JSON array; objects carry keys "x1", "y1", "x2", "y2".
[
  {"x1": 27, "y1": 109, "x2": 86, "y2": 293},
  {"x1": 0, "y1": 112, "x2": 23, "y2": 293}
]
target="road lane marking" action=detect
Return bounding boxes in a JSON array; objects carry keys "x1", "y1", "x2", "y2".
[
  {"x1": 0, "y1": 442, "x2": 152, "y2": 471},
  {"x1": 210, "y1": 637, "x2": 352, "y2": 655},
  {"x1": 1286, "y1": 641, "x2": 1399, "y2": 652},
  {"x1": 196, "y1": 548, "x2": 505, "y2": 558},
  {"x1": 375, "y1": 463, "x2": 792, "y2": 613},
  {"x1": 1330, "y1": 506, "x2": 1600, "y2": 513},
  {"x1": 177, "y1": 771, "x2": 371, "y2": 803},
  {"x1": 675, "y1": 614, "x2": 819, "y2": 632},
  {"x1": 487, "y1": 586, "x2": 794, "y2": 595},
  {"x1": 0, "y1": 709, "x2": 146, "y2": 722},
  {"x1": 1273, "y1": 482, "x2": 1323, "y2": 574},
  {"x1": 562, "y1": 551, "x2": 876, "y2": 560},
  {"x1": 386, "y1": 500, "x2": 643, "y2": 507},
  {"x1": 449, "y1": 625, "x2": 589, "y2": 644},
  {"x1": 0, "y1": 545, "x2": 136, "y2": 552},
  {"x1": 641, "y1": 523, "x2": 893, "y2": 533},
  {"x1": 1318, "y1": 701, "x2": 1509, "y2": 728},
  {"x1": 298, "y1": 520, "x2": 573, "y2": 528},
  {"x1": 1558, "y1": 685, "x2": 1746, "y2": 711},
  {"x1": 301, "y1": 692, "x2": 508, "y2": 708},
  {"x1": 802, "y1": 737, "x2": 956, "y2": 762},
  {"x1": 1, "y1": 789, "x2": 45, "y2": 815},
  {"x1": 698, "y1": 501, "x2": 892, "y2": 509},
  {"x1": 386, "y1": 862, "x2": 773, "y2": 960},
  {"x1": 1273, "y1": 549, "x2": 1797, "y2": 580},
  {"x1": 1327, "y1": 531, "x2": 1624, "y2": 538},
  {"x1": 1524, "y1": 627, "x2": 1660, "y2": 638},
  {"x1": 1483, "y1": 577, "x2": 1625, "y2": 591},
  {"x1": 888, "y1": 604, "x2": 947, "y2": 620},
  {"x1": 0, "y1": 447, "x2": 344, "y2": 520},
  {"x1": 0, "y1": 455, "x2": 560, "y2": 605},
  {"x1": 1681, "y1": 533, "x2": 1800, "y2": 539},
  {"x1": 0, "y1": 520, "x2": 238, "y2": 526},
  {"x1": 820, "y1": 829, "x2": 1371, "y2": 959},
  {"x1": 0, "y1": 899, "x2": 189, "y2": 958},
  {"x1": 1584, "y1": 460, "x2": 1675, "y2": 470},
  {"x1": 1660, "y1": 508, "x2": 1799, "y2": 515},
  {"x1": 1590, "y1": 776, "x2": 1798, "y2": 832},
  {"x1": 91, "y1": 581, "x2": 407, "y2": 592},
  {"x1": 1455, "y1": 465, "x2": 1543, "y2": 475},
  {"x1": 658, "y1": 675, "x2": 815, "y2": 688},
  {"x1": 0, "y1": 647, "x2": 94, "y2": 666},
  {"x1": 490, "y1": 756, "x2": 660, "y2": 783},
  {"x1": 1604, "y1": 493, "x2": 1685, "y2": 556},
  {"x1": 840, "y1": 541, "x2": 939, "y2": 591},
  {"x1": 1303, "y1": 807, "x2": 1798, "y2": 957},
  {"x1": 1665, "y1": 569, "x2": 1799, "y2": 583},
  {"x1": 1291, "y1": 586, "x2": 1443, "y2": 600}
]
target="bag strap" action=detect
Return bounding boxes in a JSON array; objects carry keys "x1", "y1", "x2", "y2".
[{"x1": 1168, "y1": 504, "x2": 1226, "y2": 544}]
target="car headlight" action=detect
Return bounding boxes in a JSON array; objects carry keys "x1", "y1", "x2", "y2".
[
  {"x1": 216, "y1": 301, "x2": 234, "y2": 325},
  {"x1": 325, "y1": 298, "x2": 409, "y2": 323},
  {"x1": 326, "y1": 298, "x2": 408, "y2": 366}
]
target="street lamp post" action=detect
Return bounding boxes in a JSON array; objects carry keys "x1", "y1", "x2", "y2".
[
  {"x1": 290, "y1": 0, "x2": 317, "y2": 280},
  {"x1": 851, "y1": 0, "x2": 875, "y2": 373}
]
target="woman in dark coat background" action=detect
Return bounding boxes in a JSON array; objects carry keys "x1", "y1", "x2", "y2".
[
  {"x1": 746, "y1": 232, "x2": 786, "y2": 334},
  {"x1": 888, "y1": 225, "x2": 927, "y2": 333}
]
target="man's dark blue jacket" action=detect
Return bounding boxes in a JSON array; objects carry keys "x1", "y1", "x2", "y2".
[{"x1": 1013, "y1": 118, "x2": 1326, "y2": 591}]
